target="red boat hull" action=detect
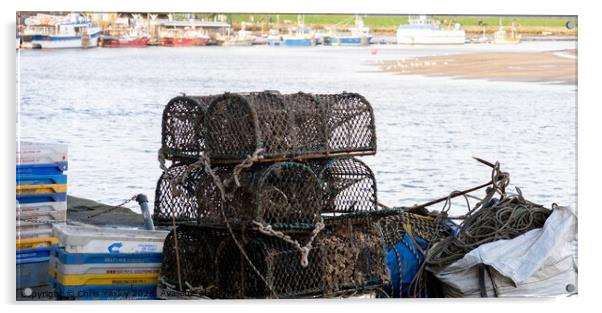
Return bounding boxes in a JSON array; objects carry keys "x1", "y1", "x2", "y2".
[
  {"x1": 162, "y1": 37, "x2": 209, "y2": 47},
  {"x1": 102, "y1": 37, "x2": 149, "y2": 48}
]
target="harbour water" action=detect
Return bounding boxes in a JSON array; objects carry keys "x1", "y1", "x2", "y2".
[{"x1": 16, "y1": 41, "x2": 577, "y2": 216}]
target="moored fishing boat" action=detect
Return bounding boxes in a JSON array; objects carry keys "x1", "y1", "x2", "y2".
[
  {"x1": 396, "y1": 15, "x2": 465, "y2": 45},
  {"x1": 493, "y1": 18, "x2": 521, "y2": 44},
  {"x1": 20, "y1": 13, "x2": 101, "y2": 49},
  {"x1": 160, "y1": 28, "x2": 210, "y2": 46},
  {"x1": 219, "y1": 28, "x2": 255, "y2": 46},
  {"x1": 323, "y1": 15, "x2": 372, "y2": 46},
  {"x1": 99, "y1": 33, "x2": 149, "y2": 48}
]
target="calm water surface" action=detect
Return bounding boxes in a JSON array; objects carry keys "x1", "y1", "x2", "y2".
[{"x1": 17, "y1": 41, "x2": 577, "y2": 215}]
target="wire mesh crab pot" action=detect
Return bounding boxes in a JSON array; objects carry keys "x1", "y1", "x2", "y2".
[
  {"x1": 214, "y1": 233, "x2": 325, "y2": 299},
  {"x1": 307, "y1": 157, "x2": 377, "y2": 216},
  {"x1": 215, "y1": 216, "x2": 389, "y2": 299},
  {"x1": 155, "y1": 161, "x2": 323, "y2": 227},
  {"x1": 204, "y1": 92, "x2": 376, "y2": 163},
  {"x1": 159, "y1": 225, "x2": 228, "y2": 298},
  {"x1": 160, "y1": 95, "x2": 217, "y2": 162},
  {"x1": 196, "y1": 161, "x2": 323, "y2": 227},
  {"x1": 153, "y1": 162, "x2": 206, "y2": 226},
  {"x1": 320, "y1": 213, "x2": 390, "y2": 295}
]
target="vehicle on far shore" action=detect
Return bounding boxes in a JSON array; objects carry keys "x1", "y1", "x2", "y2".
[{"x1": 396, "y1": 15, "x2": 466, "y2": 45}]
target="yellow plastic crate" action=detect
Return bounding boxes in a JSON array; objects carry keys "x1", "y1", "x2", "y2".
[
  {"x1": 52, "y1": 269, "x2": 159, "y2": 286},
  {"x1": 16, "y1": 237, "x2": 59, "y2": 250},
  {"x1": 16, "y1": 184, "x2": 67, "y2": 194}
]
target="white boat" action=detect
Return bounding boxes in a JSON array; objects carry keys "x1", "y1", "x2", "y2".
[
  {"x1": 20, "y1": 13, "x2": 101, "y2": 49},
  {"x1": 396, "y1": 15, "x2": 465, "y2": 45},
  {"x1": 493, "y1": 18, "x2": 521, "y2": 44},
  {"x1": 220, "y1": 26, "x2": 255, "y2": 46}
]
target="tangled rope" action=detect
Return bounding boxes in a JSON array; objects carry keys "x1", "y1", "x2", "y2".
[
  {"x1": 252, "y1": 221, "x2": 325, "y2": 267},
  {"x1": 196, "y1": 150, "x2": 280, "y2": 298},
  {"x1": 406, "y1": 160, "x2": 551, "y2": 297}
]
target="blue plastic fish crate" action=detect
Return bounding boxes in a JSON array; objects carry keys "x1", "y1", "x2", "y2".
[
  {"x1": 17, "y1": 246, "x2": 54, "y2": 263},
  {"x1": 17, "y1": 260, "x2": 51, "y2": 289},
  {"x1": 54, "y1": 248, "x2": 163, "y2": 265},
  {"x1": 16, "y1": 192, "x2": 67, "y2": 204},
  {"x1": 49, "y1": 277, "x2": 157, "y2": 300},
  {"x1": 16, "y1": 246, "x2": 54, "y2": 289},
  {"x1": 17, "y1": 174, "x2": 67, "y2": 185},
  {"x1": 16, "y1": 162, "x2": 68, "y2": 176}
]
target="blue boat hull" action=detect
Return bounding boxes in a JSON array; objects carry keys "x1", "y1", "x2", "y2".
[{"x1": 268, "y1": 38, "x2": 314, "y2": 46}]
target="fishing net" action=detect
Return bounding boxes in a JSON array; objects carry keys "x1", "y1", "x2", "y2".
[
  {"x1": 377, "y1": 212, "x2": 451, "y2": 249},
  {"x1": 204, "y1": 92, "x2": 376, "y2": 163},
  {"x1": 307, "y1": 157, "x2": 377, "y2": 216},
  {"x1": 160, "y1": 95, "x2": 216, "y2": 162}
]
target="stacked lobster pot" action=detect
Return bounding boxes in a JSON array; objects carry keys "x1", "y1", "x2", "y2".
[{"x1": 154, "y1": 91, "x2": 390, "y2": 298}]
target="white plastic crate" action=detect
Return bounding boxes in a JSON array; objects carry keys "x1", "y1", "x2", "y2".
[
  {"x1": 17, "y1": 224, "x2": 55, "y2": 239},
  {"x1": 53, "y1": 224, "x2": 169, "y2": 254},
  {"x1": 17, "y1": 142, "x2": 68, "y2": 165},
  {"x1": 17, "y1": 201, "x2": 67, "y2": 216},
  {"x1": 18, "y1": 207, "x2": 66, "y2": 222}
]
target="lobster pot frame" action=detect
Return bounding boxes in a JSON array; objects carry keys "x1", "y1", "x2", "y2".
[
  {"x1": 216, "y1": 216, "x2": 389, "y2": 299},
  {"x1": 204, "y1": 92, "x2": 376, "y2": 163},
  {"x1": 314, "y1": 93, "x2": 376, "y2": 156},
  {"x1": 153, "y1": 163, "x2": 205, "y2": 225},
  {"x1": 161, "y1": 95, "x2": 216, "y2": 161},
  {"x1": 219, "y1": 235, "x2": 326, "y2": 299},
  {"x1": 159, "y1": 225, "x2": 228, "y2": 298},
  {"x1": 308, "y1": 157, "x2": 377, "y2": 216},
  {"x1": 196, "y1": 161, "x2": 322, "y2": 227},
  {"x1": 321, "y1": 214, "x2": 390, "y2": 294}
]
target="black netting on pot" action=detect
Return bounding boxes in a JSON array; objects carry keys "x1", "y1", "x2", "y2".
[
  {"x1": 204, "y1": 91, "x2": 376, "y2": 163},
  {"x1": 307, "y1": 157, "x2": 377, "y2": 216},
  {"x1": 216, "y1": 233, "x2": 325, "y2": 299},
  {"x1": 159, "y1": 225, "x2": 228, "y2": 298},
  {"x1": 160, "y1": 95, "x2": 216, "y2": 161},
  {"x1": 282, "y1": 92, "x2": 328, "y2": 154},
  {"x1": 153, "y1": 162, "x2": 205, "y2": 226},
  {"x1": 315, "y1": 92, "x2": 376, "y2": 155},
  {"x1": 321, "y1": 214, "x2": 390, "y2": 295},
  {"x1": 197, "y1": 161, "x2": 322, "y2": 227},
  {"x1": 205, "y1": 92, "x2": 286, "y2": 162}
]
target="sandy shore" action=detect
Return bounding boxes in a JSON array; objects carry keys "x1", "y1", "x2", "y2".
[{"x1": 378, "y1": 49, "x2": 577, "y2": 85}]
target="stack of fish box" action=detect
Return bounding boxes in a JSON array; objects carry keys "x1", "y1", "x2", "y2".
[
  {"x1": 155, "y1": 92, "x2": 389, "y2": 298},
  {"x1": 49, "y1": 225, "x2": 169, "y2": 300},
  {"x1": 49, "y1": 225, "x2": 168, "y2": 300},
  {"x1": 16, "y1": 142, "x2": 67, "y2": 292}
]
